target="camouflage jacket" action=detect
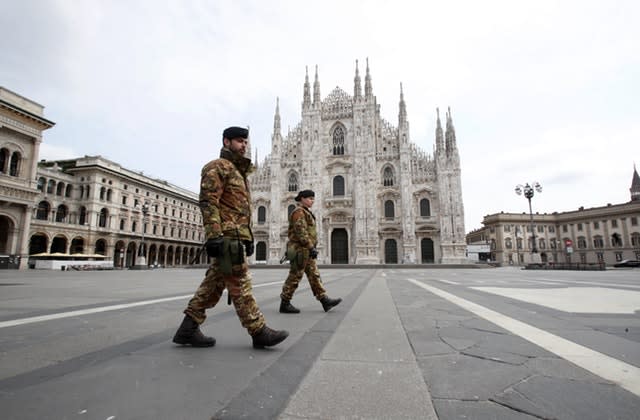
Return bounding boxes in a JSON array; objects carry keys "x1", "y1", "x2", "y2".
[
  {"x1": 200, "y1": 147, "x2": 254, "y2": 241},
  {"x1": 288, "y1": 205, "x2": 317, "y2": 250}
]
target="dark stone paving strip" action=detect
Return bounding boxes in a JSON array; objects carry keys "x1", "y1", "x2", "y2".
[{"x1": 211, "y1": 274, "x2": 370, "y2": 420}]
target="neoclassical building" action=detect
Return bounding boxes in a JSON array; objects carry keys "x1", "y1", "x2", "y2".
[
  {"x1": 466, "y1": 167, "x2": 640, "y2": 266},
  {"x1": 249, "y1": 61, "x2": 467, "y2": 264},
  {"x1": 1, "y1": 88, "x2": 206, "y2": 270},
  {"x1": 31, "y1": 156, "x2": 206, "y2": 268},
  {"x1": 0, "y1": 87, "x2": 55, "y2": 269}
]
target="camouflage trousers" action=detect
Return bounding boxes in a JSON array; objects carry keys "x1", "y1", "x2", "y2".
[
  {"x1": 280, "y1": 256, "x2": 327, "y2": 302},
  {"x1": 184, "y1": 259, "x2": 265, "y2": 336}
]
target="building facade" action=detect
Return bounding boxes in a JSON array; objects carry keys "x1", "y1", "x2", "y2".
[
  {"x1": 250, "y1": 61, "x2": 466, "y2": 264},
  {"x1": 467, "y1": 167, "x2": 640, "y2": 266},
  {"x1": 31, "y1": 156, "x2": 206, "y2": 269},
  {"x1": 0, "y1": 87, "x2": 55, "y2": 269}
]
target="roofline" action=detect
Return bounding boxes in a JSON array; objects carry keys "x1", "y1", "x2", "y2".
[{"x1": 0, "y1": 98, "x2": 56, "y2": 128}]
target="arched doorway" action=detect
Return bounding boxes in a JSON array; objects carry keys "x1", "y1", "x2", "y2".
[
  {"x1": 71, "y1": 237, "x2": 84, "y2": 254},
  {"x1": 331, "y1": 229, "x2": 348, "y2": 264},
  {"x1": 29, "y1": 233, "x2": 48, "y2": 254},
  {"x1": 256, "y1": 241, "x2": 267, "y2": 261},
  {"x1": 0, "y1": 216, "x2": 12, "y2": 253},
  {"x1": 421, "y1": 238, "x2": 435, "y2": 263},
  {"x1": 51, "y1": 235, "x2": 67, "y2": 253},
  {"x1": 384, "y1": 239, "x2": 398, "y2": 263},
  {"x1": 95, "y1": 239, "x2": 107, "y2": 255}
]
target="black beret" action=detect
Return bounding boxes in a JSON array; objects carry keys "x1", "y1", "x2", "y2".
[
  {"x1": 223, "y1": 126, "x2": 249, "y2": 140},
  {"x1": 295, "y1": 189, "x2": 315, "y2": 201}
]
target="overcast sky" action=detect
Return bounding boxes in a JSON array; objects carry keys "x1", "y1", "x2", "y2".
[{"x1": 2, "y1": 0, "x2": 639, "y2": 231}]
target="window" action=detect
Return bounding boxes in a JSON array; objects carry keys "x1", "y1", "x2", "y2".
[
  {"x1": 100, "y1": 187, "x2": 106, "y2": 200},
  {"x1": 333, "y1": 176, "x2": 345, "y2": 196},
  {"x1": 383, "y1": 167, "x2": 394, "y2": 187},
  {"x1": 55, "y1": 205, "x2": 67, "y2": 223},
  {"x1": 257, "y1": 206, "x2": 266, "y2": 224},
  {"x1": 0, "y1": 148, "x2": 7, "y2": 172},
  {"x1": 288, "y1": 173, "x2": 298, "y2": 192},
  {"x1": 611, "y1": 219, "x2": 618, "y2": 228},
  {"x1": 593, "y1": 236, "x2": 604, "y2": 248},
  {"x1": 9, "y1": 152, "x2": 20, "y2": 176},
  {"x1": 550, "y1": 238, "x2": 557, "y2": 249},
  {"x1": 562, "y1": 225, "x2": 568, "y2": 233},
  {"x1": 79, "y1": 207, "x2": 87, "y2": 225},
  {"x1": 577, "y1": 237, "x2": 587, "y2": 249},
  {"x1": 56, "y1": 183, "x2": 65, "y2": 196},
  {"x1": 36, "y1": 201, "x2": 49, "y2": 220},
  {"x1": 332, "y1": 126, "x2": 345, "y2": 155},
  {"x1": 504, "y1": 225, "x2": 511, "y2": 232},
  {"x1": 615, "y1": 252, "x2": 623, "y2": 262},
  {"x1": 517, "y1": 238, "x2": 523, "y2": 249},
  {"x1": 65, "y1": 184, "x2": 73, "y2": 198},
  {"x1": 99, "y1": 208, "x2": 108, "y2": 228},
  {"x1": 631, "y1": 233, "x2": 640, "y2": 247},
  {"x1": 384, "y1": 200, "x2": 395, "y2": 219},
  {"x1": 631, "y1": 217, "x2": 638, "y2": 226},
  {"x1": 537, "y1": 225, "x2": 544, "y2": 233},
  {"x1": 539, "y1": 238, "x2": 546, "y2": 249},
  {"x1": 577, "y1": 223, "x2": 583, "y2": 231},
  {"x1": 596, "y1": 252, "x2": 604, "y2": 263},
  {"x1": 37, "y1": 177, "x2": 46, "y2": 192},
  {"x1": 120, "y1": 219, "x2": 125, "y2": 230},
  {"x1": 593, "y1": 221, "x2": 600, "y2": 229},
  {"x1": 420, "y1": 199, "x2": 431, "y2": 217},
  {"x1": 611, "y1": 233, "x2": 622, "y2": 247},
  {"x1": 505, "y1": 238, "x2": 513, "y2": 249},
  {"x1": 47, "y1": 180, "x2": 55, "y2": 194},
  {"x1": 549, "y1": 226, "x2": 555, "y2": 233}
]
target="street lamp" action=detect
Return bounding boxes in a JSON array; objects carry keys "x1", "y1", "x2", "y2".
[
  {"x1": 133, "y1": 201, "x2": 150, "y2": 269},
  {"x1": 515, "y1": 182, "x2": 542, "y2": 257}
]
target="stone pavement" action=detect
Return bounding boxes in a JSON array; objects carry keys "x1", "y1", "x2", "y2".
[{"x1": 214, "y1": 267, "x2": 640, "y2": 419}]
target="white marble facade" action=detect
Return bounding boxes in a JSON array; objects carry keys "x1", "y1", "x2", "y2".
[{"x1": 249, "y1": 61, "x2": 467, "y2": 265}]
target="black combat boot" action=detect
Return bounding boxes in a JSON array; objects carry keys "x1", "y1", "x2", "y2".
[
  {"x1": 320, "y1": 296, "x2": 342, "y2": 312},
  {"x1": 279, "y1": 299, "x2": 301, "y2": 314},
  {"x1": 172, "y1": 315, "x2": 216, "y2": 347},
  {"x1": 252, "y1": 325, "x2": 289, "y2": 349}
]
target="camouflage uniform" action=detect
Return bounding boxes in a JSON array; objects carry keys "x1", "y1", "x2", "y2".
[
  {"x1": 183, "y1": 147, "x2": 265, "y2": 336},
  {"x1": 280, "y1": 205, "x2": 328, "y2": 301}
]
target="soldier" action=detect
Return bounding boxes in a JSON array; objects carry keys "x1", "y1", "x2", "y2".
[
  {"x1": 279, "y1": 189, "x2": 342, "y2": 313},
  {"x1": 173, "y1": 126, "x2": 288, "y2": 349}
]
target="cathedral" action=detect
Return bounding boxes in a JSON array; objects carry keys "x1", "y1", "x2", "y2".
[{"x1": 249, "y1": 60, "x2": 466, "y2": 265}]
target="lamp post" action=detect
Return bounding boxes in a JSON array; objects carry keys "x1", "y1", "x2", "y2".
[
  {"x1": 133, "y1": 201, "x2": 150, "y2": 269},
  {"x1": 515, "y1": 182, "x2": 542, "y2": 261}
]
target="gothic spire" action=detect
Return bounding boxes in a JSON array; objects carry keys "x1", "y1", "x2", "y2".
[
  {"x1": 364, "y1": 57, "x2": 373, "y2": 100},
  {"x1": 631, "y1": 164, "x2": 640, "y2": 201},
  {"x1": 398, "y1": 82, "x2": 407, "y2": 124},
  {"x1": 273, "y1": 97, "x2": 281, "y2": 135},
  {"x1": 354, "y1": 59, "x2": 362, "y2": 100},
  {"x1": 313, "y1": 65, "x2": 321, "y2": 105},
  {"x1": 445, "y1": 106, "x2": 457, "y2": 156},
  {"x1": 303, "y1": 66, "x2": 311, "y2": 108},
  {"x1": 435, "y1": 107, "x2": 444, "y2": 153}
]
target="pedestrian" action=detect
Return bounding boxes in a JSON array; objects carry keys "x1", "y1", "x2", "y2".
[
  {"x1": 173, "y1": 126, "x2": 288, "y2": 349},
  {"x1": 279, "y1": 189, "x2": 342, "y2": 313}
]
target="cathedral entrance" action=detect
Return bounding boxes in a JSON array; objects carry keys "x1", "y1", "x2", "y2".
[
  {"x1": 384, "y1": 239, "x2": 398, "y2": 263},
  {"x1": 331, "y1": 229, "x2": 348, "y2": 264},
  {"x1": 256, "y1": 241, "x2": 267, "y2": 262},
  {"x1": 421, "y1": 238, "x2": 435, "y2": 263}
]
